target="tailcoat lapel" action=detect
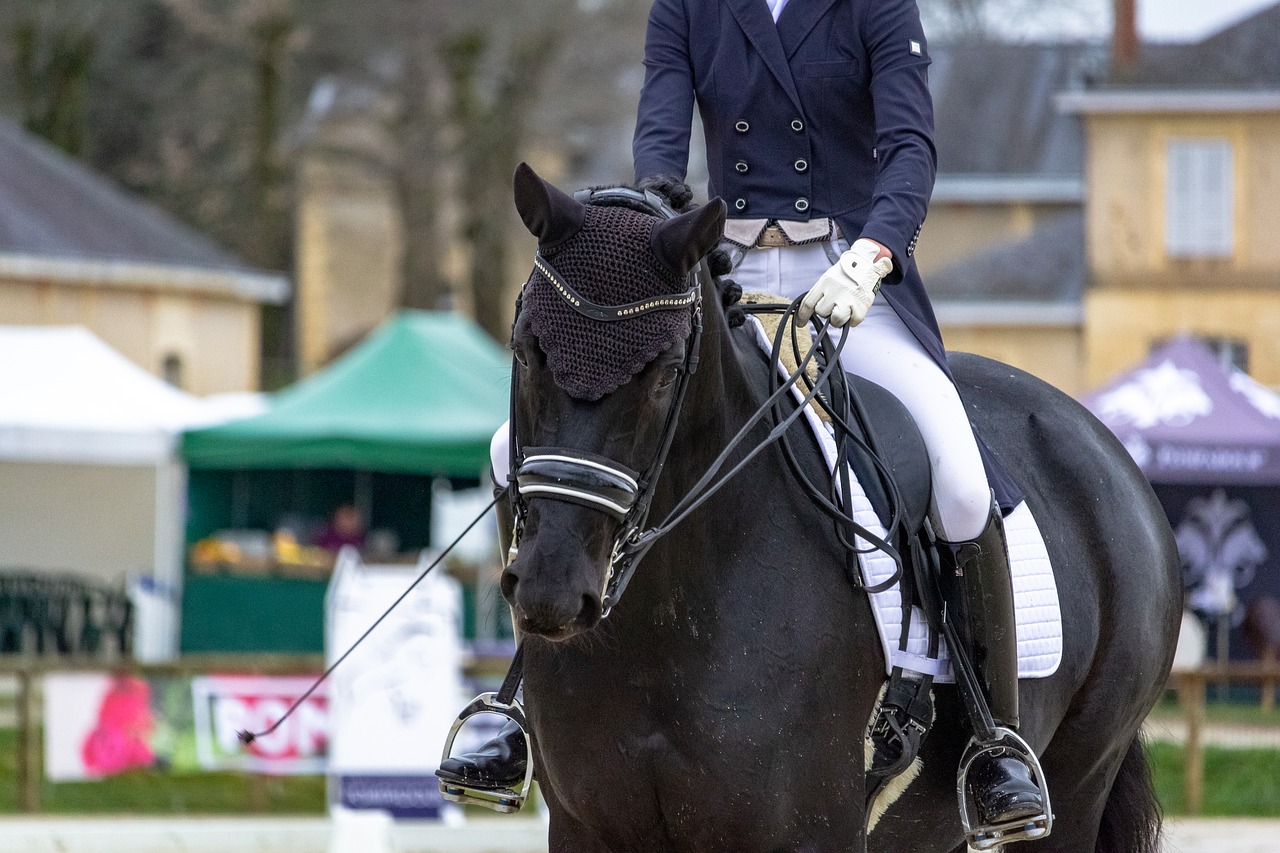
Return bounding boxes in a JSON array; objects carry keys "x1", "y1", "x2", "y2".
[
  {"x1": 723, "y1": 0, "x2": 803, "y2": 114},
  {"x1": 776, "y1": 0, "x2": 843, "y2": 59}
]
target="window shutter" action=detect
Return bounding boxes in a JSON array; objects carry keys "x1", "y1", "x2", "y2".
[{"x1": 1165, "y1": 139, "x2": 1234, "y2": 258}]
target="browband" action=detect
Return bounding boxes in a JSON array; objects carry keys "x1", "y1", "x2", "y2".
[{"x1": 533, "y1": 253, "x2": 697, "y2": 323}]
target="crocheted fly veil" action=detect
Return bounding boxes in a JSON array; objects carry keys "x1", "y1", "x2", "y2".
[
  {"x1": 512, "y1": 163, "x2": 725, "y2": 401},
  {"x1": 524, "y1": 205, "x2": 689, "y2": 400}
]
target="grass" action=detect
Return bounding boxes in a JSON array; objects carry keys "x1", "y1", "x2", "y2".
[
  {"x1": 0, "y1": 728, "x2": 325, "y2": 814},
  {"x1": 1, "y1": 724, "x2": 1277, "y2": 818},
  {"x1": 1148, "y1": 741, "x2": 1280, "y2": 817}
]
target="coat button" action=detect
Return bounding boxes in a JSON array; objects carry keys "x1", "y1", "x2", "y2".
[
  {"x1": 794, "y1": 198, "x2": 809, "y2": 212},
  {"x1": 735, "y1": 198, "x2": 747, "y2": 211},
  {"x1": 735, "y1": 120, "x2": 750, "y2": 133},
  {"x1": 791, "y1": 119, "x2": 804, "y2": 132},
  {"x1": 735, "y1": 161, "x2": 749, "y2": 173},
  {"x1": 794, "y1": 159, "x2": 808, "y2": 172}
]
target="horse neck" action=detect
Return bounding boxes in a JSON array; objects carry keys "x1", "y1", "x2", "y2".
[
  {"x1": 666, "y1": 294, "x2": 760, "y2": 500},
  {"x1": 631, "y1": 295, "x2": 786, "y2": 593}
]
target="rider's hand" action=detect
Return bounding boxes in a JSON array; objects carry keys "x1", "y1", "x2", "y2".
[
  {"x1": 636, "y1": 174, "x2": 694, "y2": 212},
  {"x1": 797, "y1": 238, "x2": 894, "y2": 328}
]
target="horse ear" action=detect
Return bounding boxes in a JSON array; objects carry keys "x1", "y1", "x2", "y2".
[
  {"x1": 513, "y1": 162, "x2": 586, "y2": 248},
  {"x1": 650, "y1": 199, "x2": 727, "y2": 278}
]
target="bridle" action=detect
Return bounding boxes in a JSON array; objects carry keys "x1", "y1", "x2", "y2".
[
  {"x1": 507, "y1": 187, "x2": 907, "y2": 617},
  {"x1": 508, "y1": 186, "x2": 703, "y2": 615}
]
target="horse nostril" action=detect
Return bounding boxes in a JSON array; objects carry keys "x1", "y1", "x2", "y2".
[
  {"x1": 500, "y1": 569, "x2": 519, "y2": 603},
  {"x1": 577, "y1": 593, "x2": 602, "y2": 627}
]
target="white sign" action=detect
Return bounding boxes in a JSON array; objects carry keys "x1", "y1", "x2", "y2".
[
  {"x1": 326, "y1": 549, "x2": 467, "y2": 780},
  {"x1": 191, "y1": 675, "x2": 329, "y2": 774}
]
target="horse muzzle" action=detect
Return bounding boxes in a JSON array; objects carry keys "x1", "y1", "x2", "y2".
[
  {"x1": 503, "y1": 563, "x2": 605, "y2": 641},
  {"x1": 500, "y1": 512, "x2": 610, "y2": 641}
]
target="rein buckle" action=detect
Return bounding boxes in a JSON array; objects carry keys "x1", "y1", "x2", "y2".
[{"x1": 438, "y1": 693, "x2": 534, "y2": 814}]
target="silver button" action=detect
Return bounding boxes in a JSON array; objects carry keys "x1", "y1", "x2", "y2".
[
  {"x1": 735, "y1": 198, "x2": 747, "y2": 211},
  {"x1": 735, "y1": 161, "x2": 749, "y2": 173},
  {"x1": 794, "y1": 198, "x2": 810, "y2": 212},
  {"x1": 794, "y1": 159, "x2": 808, "y2": 172},
  {"x1": 735, "y1": 120, "x2": 750, "y2": 133},
  {"x1": 791, "y1": 119, "x2": 804, "y2": 132}
]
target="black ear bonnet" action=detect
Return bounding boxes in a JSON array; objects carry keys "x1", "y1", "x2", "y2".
[{"x1": 514, "y1": 164, "x2": 721, "y2": 401}]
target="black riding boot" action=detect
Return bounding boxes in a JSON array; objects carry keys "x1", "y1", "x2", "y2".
[
  {"x1": 436, "y1": 482, "x2": 529, "y2": 792},
  {"x1": 436, "y1": 719, "x2": 528, "y2": 789},
  {"x1": 941, "y1": 503, "x2": 1048, "y2": 837}
]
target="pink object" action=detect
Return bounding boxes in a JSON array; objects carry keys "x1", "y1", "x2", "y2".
[{"x1": 80, "y1": 675, "x2": 156, "y2": 776}]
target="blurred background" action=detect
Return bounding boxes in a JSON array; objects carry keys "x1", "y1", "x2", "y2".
[{"x1": 0, "y1": 0, "x2": 1277, "y2": 850}]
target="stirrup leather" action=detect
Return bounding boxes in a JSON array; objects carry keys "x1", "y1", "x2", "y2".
[
  {"x1": 957, "y1": 727, "x2": 1052, "y2": 850},
  {"x1": 438, "y1": 692, "x2": 534, "y2": 814}
]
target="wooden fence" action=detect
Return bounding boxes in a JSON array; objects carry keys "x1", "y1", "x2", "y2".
[
  {"x1": 1173, "y1": 661, "x2": 1280, "y2": 815},
  {"x1": 4, "y1": 656, "x2": 1276, "y2": 816},
  {"x1": 0, "y1": 651, "x2": 513, "y2": 813}
]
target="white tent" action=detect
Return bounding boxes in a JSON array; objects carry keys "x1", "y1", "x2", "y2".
[{"x1": 0, "y1": 326, "x2": 264, "y2": 659}]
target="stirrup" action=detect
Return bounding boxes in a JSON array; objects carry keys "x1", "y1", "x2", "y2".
[
  {"x1": 438, "y1": 692, "x2": 534, "y2": 814},
  {"x1": 957, "y1": 727, "x2": 1052, "y2": 850}
]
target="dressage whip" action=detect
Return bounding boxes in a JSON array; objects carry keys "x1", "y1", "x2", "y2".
[{"x1": 237, "y1": 493, "x2": 499, "y2": 745}]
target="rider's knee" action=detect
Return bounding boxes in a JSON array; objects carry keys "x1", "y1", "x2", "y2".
[{"x1": 491, "y1": 421, "x2": 511, "y2": 486}]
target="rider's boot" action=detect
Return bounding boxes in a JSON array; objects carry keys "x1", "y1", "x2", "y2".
[
  {"x1": 941, "y1": 502, "x2": 1048, "y2": 842},
  {"x1": 436, "y1": 483, "x2": 529, "y2": 792},
  {"x1": 436, "y1": 719, "x2": 527, "y2": 789}
]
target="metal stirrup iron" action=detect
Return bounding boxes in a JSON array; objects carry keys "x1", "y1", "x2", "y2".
[
  {"x1": 958, "y1": 726, "x2": 1053, "y2": 849},
  {"x1": 438, "y1": 645, "x2": 533, "y2": 814}
]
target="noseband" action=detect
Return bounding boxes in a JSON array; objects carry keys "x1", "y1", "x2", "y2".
[{"x1": 509, "y1": 187, "x2": 703, "y2": 614}]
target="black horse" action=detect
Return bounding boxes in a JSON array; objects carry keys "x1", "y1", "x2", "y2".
[{"x1": 500, "y1": 163, "x2": 1181, "y2": 852}]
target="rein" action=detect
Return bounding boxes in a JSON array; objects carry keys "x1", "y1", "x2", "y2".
[{"x1": 508, "y1": 187, "x2": 905, "y2": 615}]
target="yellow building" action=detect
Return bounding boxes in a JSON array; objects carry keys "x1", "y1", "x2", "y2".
[
  {"x1": 920, "y1": 7, "x2": 1280, "y2": 396},
  {"x1": 918, "y1": 43, "x2": 1096, "y2": 393},
  {"x1": 0, "y1": 119, "x2": 287, "y2": 394},
  {"x1": 1061, "y1": 86, "x2": 1280, "y2": 390}
]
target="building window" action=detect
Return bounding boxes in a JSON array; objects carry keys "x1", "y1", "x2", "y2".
[
  {"x1": 1165, "y1": 138, "x2": 1234, "y2": 259},
  {"x1": 162, "y1": 353, "x2": 184, "y2": 389}
]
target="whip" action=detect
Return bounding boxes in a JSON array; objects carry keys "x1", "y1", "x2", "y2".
[{"x1": 237, "y1": 494, "x2": 499, "y2": 745}]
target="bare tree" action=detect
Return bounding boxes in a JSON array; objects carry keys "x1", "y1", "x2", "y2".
[{"x1": 0, "y1": 0, "x2": 655, "y2": 346}]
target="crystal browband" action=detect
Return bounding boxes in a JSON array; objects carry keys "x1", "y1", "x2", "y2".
[{"x1": 533, "y1": 253, "x2": 697, "y2": 322}]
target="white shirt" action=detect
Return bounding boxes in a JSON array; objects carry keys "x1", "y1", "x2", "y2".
[{"x1": 766, "y1": 0, "x2": 790, "y2": 22}]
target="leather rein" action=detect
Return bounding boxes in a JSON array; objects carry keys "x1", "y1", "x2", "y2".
[{"x1": 507, "y1": 187, "x2": 905, "y2": 617}]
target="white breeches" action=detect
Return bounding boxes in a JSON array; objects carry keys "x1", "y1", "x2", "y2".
[
  {"x1": 734, "y1": 241, "x2": 992, "y2": 541},
  {"x1": 489, "y1": 240, "x2": 993, "y2": 542}
]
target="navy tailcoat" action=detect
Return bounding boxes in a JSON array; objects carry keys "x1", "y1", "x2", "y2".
[{"x1": 632, "y1": 0, "x2": 1023, "y2": 509}]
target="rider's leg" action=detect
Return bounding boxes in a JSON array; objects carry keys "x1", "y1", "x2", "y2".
[
  {"x1": 436, "y1": 423, "x2": 530, "y2": 790},
  {"x1": 831, "y1": 300, "x2": 1048, "y2": 835}
]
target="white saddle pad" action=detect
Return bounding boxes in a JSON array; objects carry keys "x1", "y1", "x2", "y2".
[{"x1": 749, "y1": 317, "x2": 1063, "y2": 682}]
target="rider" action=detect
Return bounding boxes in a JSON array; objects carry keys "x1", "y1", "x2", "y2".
[{"x1": 440, "y1": 0, "x2": 1048, "y2": 841}]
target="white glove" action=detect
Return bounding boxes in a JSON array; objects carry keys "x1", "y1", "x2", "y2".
[{"x1": 797, "y1": 238, "x2": 894, "y2": 328}]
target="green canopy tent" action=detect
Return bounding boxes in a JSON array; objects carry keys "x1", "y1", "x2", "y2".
[
  {"x1": 179, "y1": 311, "x2": 511, "y2": 653},
  {"x1": 183, "y1": 310, "x2": 509, "y2": 474}
]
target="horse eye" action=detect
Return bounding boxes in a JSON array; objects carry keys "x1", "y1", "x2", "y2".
[
  {"x1": 512, "y1": 347, "x2": 529, "y2": 368},
  {"x1": 657, "y1": 365, "x2": 680, "y2": 389}
]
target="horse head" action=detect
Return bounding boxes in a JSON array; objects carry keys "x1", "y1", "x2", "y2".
[{"x1": 501, "y1": 163, "x2": 724, "y2": 641}]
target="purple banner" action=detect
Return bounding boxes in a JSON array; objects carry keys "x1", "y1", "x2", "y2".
[{"x1": 338, "y1": 774, "x2": 444, "y2": 819}]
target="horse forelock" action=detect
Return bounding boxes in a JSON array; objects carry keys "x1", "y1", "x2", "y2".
[{"x1": 522, "y1": 204, "x2": 693, "y2": 401}]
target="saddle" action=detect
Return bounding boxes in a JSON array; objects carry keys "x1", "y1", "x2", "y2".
[
  {"x1": 742, "y1": 293, "x2": 931, "y2": 535},
  {"x1": 742, "y1": 292, "x2": 931, "y2": 532},
  {"x1": 741, "y1": 296, "x2": 968, "y2": 824}
]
